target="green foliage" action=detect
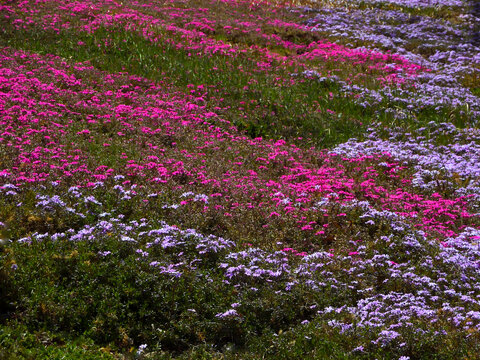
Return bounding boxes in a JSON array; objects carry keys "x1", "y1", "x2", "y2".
[
  {"x1": 0, "y1": 323, "x2": 118, "y2": 360},
  {"x1": 8, "y1": 236, "x2": 232, "y2": 353}
]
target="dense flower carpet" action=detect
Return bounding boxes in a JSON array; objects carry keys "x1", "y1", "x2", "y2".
[{"x1": 0, "y1": 0, "x2": 479, "y2": 358}]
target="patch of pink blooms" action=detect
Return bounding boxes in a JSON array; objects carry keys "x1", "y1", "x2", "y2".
[{"x1": 4, "y1": 0, "x2": 426, "y2": 85}]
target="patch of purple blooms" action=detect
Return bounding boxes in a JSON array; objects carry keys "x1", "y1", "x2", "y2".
[
  {"x1": 303, "y1": 1, "x2": 480, "y2": 121},
  {"x1": 332, "y1": 122, "x2": 480, "y2": 200}
]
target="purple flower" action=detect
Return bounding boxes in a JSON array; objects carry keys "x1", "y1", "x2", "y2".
[{"x1": 216, "y1": 309, "x2": 239, "y2": 318}]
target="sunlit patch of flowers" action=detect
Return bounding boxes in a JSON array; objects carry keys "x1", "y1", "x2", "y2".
[{"x1": 1, "y1": 0, "x2": 480, "y2": 357}]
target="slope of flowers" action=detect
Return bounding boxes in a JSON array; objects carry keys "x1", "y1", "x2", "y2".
[
  {"x1": 0, "y1": 0, "x2": 480, "y2": 359},
  {"x1": 304, "y1": 0, "x2": 480, "y2": 121},
  {"x1": 1, "y1": 47, "x2": 476, "y2": 240},
  {"x1": 1, "y1": 0, "x2": 453, "y2": 135}
]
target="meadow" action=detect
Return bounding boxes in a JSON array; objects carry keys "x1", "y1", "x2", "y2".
[{"x1": 0, "y1": 0, "x2": 479, "y2": 358}]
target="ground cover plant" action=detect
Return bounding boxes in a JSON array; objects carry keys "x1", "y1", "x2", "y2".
[{"x1": 0, "y1": 0, "x2": 479, "y2": 358}]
